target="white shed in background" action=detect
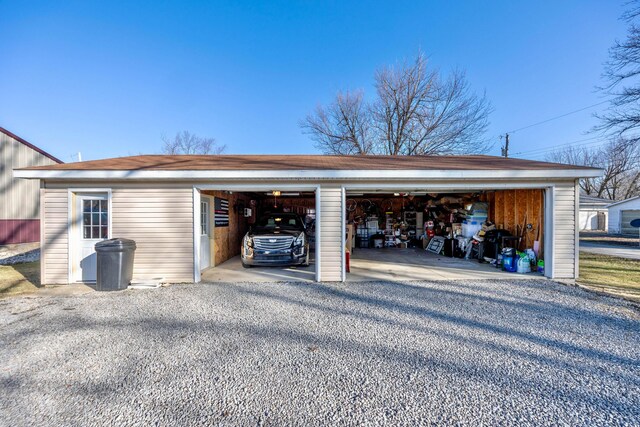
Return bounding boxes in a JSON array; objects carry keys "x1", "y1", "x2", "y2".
[
  {"x1": 607, "y1": 196, "x2": 640, "y2": 235},
  {"x1": 578, "y1": 195, "x2": 610, "y2": 231}
]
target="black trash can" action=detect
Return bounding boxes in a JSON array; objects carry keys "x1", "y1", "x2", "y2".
[{"x1": 95, "y1": 238, "x2": 136, "y2": 291}]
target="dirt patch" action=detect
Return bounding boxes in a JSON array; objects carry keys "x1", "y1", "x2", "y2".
[{"x1": 0, "y1": 262, "x2": 41, "y2": 297}]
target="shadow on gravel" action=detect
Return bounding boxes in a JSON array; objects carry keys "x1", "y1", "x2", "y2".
[
  {"x1": 231, "y1": 281, "x2": 640, "y2": 367},
  {"x1": 2, "y1": 280, "x2": 639, "y2": 423}
]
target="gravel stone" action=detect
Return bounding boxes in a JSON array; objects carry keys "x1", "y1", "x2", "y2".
[{"x1": 1, "y1": 279, "x2": 639, "y2": 426}]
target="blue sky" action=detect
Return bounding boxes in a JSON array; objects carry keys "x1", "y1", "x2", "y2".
[{"x1": 0, "y1": 1, "x2": 627, "y2": 162}]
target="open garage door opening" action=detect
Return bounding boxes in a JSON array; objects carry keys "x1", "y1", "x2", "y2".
[
  {"x1": 196, "y1": 187, "x2": 317, "y2": 283},
  {"x1": 344, "y1": 189, "x2": 547, "y2": 281}
]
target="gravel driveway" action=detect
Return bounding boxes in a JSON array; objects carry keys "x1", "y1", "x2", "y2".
[{"x1": 1, "y1": 279, "x2": 639, "y2": 426}]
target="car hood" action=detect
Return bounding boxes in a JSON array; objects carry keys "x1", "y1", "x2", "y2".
[{"x1": 248, "y1": 229, "x2": 304, "y2": 238}]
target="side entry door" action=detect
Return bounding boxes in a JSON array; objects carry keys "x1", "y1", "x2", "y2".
[
  {"x1": 74, "y1": 193, "x2": 109, "y2": 282},
  {"x1": 200, "y1": 197, "x2": 212, "y2": 270}
]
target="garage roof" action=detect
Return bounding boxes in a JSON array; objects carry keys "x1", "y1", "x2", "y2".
[
  {"x1": 19, "y1": 154, "x2": 597, "y2": 171},
  {"x1": 15, "y1": 154, "x2": 603, "y2": 180}
]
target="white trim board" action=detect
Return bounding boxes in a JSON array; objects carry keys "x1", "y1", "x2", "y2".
[
  {"x1": 193, "y1": 187, "x2": 201, "y2": 283},
  {"x1": 15, "y1": 168, "x2": 603, "y2": 180},
  {"x1": 315, "y1": 186, "x2": 321, "y2": 282}
]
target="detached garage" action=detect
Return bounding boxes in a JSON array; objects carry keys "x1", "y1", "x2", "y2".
[
  {"x1": 607, "y1": 196, "x2": 640, "y2": 235},
  {"x1": 14, "y1": 154, "x2": 601, "y2": 284}
]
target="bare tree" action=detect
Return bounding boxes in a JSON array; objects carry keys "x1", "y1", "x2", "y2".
[
  {"x1": 545, "y1": 138, "x2": 640, "y2": 200},
  {"x1": 373, "y1": 54, "x2": 491, "y2": 155},
  {"x1": 596, "y1": 1, "x2": 640, "y2": 142},
  {"x1": 301, "y1": 52, "x2": 492, "y2": 155},
  {"x1": 162, "y1": 131, "x2": 226, "y2": 155},
  {"x1": 301, "y1": 91, "x2": 373, "y2": 155}
]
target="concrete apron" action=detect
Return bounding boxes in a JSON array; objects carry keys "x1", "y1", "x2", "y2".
[
  {"x1": 348, "y1": 248, "x2": 541, "y2": 281},
  {"x1": 201, "y1": 248, "x2": 543, "y2": 283}
]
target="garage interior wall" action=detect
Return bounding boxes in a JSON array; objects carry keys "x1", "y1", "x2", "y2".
[
  {"x1": 484, "y1": 189, "x2": 544, "y2": 257},
  {"x1": 201, "y1": 190, "x2": 252, "y2": 266},
  {"x1": 345, "y1": 189, "x2": 545, "y2": 257}
]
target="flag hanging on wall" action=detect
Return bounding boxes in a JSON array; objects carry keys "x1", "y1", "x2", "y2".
[{"x1": 214, "y1": 197, "x2": 229, "y2": 227}]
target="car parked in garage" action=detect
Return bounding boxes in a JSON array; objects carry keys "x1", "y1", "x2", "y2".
[{"x1": 241, "y1": 213, "x2": 310, "y2": 268}]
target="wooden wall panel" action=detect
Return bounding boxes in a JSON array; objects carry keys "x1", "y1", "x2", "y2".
[
  {"x1": 203, "y1": 190, "x2": 252, "y2": 266},
  {"x1": 490, "y1": 189, "x2": 544, "y2": 256}
]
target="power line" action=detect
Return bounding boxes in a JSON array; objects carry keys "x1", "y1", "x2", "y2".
[
  {"x1": 510, "y1": 135, "x2": 605, "y2": 156},
  {"x1": 507, "y1": 100, "x2": 609, "y2": 134},
  {"x1": 514, "y1": 139, "x2": 610, "y2": 160}
]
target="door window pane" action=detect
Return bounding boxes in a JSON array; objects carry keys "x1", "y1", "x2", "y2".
[
  {"x1": 200, "y1": 201, "x2": 209, "y2": 235},
  {"x1": 82, "y1": 197, "x2": 108, "y2": 239}
]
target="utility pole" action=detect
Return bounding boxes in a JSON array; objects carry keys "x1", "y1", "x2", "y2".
[{"x1": 501, "y1": 133, "x2": 510, "y2": 158}]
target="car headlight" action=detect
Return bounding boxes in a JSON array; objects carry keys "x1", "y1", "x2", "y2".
[
  {"x1": 243, "y1": 235, "x2": 253, "y2": 248},
  {"x1": 294, "y1": 233, "x2": 305, "y2": 246}
]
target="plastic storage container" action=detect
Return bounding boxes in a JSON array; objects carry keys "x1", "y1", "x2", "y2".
[
  {"x1": 462, "y1": 220, "x2": 482, "y2": 238},
  {"x1": 95, "y1": 238, "x2": 136, "y2": 291},
  {"x1": 501, "y1": 247, "x2": 517, "y2": 272},
  {"x1": 517, "y1": 256, "x2": 531, "y2": 273}
]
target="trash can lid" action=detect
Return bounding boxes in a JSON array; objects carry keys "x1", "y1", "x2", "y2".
[{"x1": 95, "y1": 238, "x2": 136, "y2": 250}]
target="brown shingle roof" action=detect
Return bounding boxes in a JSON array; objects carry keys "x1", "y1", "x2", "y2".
[{"x1": 21, "y1": 154, "x2": 594, "y2": 171}]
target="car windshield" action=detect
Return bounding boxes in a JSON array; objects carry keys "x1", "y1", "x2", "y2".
[{"x1": 255, "y1": 214, "x2": 304, "y2": 230}]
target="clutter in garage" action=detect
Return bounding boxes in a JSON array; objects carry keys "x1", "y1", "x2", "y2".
[{"x1": 346, "y1": 190, "x2": 545, "y2": 275}]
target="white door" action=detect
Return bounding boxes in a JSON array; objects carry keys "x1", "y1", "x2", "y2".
[
  {"x1": 74, "y1": 193, "x2": 109, "y2": 282},
  {"x1": 200, "y1": 197, "x2": 211, "y2": 269}
]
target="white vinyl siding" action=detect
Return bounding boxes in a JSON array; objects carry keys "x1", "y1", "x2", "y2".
[
  {"x1": 318, "y1": 186, "x2": 343, "y2": 281},
  {"x1": 41, "y1": 184, "x2": 194, "y2": 284},
  {"x1": 111, "y1": 188, "x2": 194, "y2": 282},
  {"x1": 552, "y1": 182, "x2": 577, "y2": 279},
  {"x1": 39, "y1": 178, "x2": 585, "y2": 284},
  {"x1": 41, "y1": 188, "x2": 69, "y2": 284}
]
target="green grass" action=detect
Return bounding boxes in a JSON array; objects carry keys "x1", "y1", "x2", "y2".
[
  {"x1": 579, "y1": 252, "x2": 640, "y2": 302},
  {"x1": 0, "y1": 262, "x2": 41, "y2": 298}
]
